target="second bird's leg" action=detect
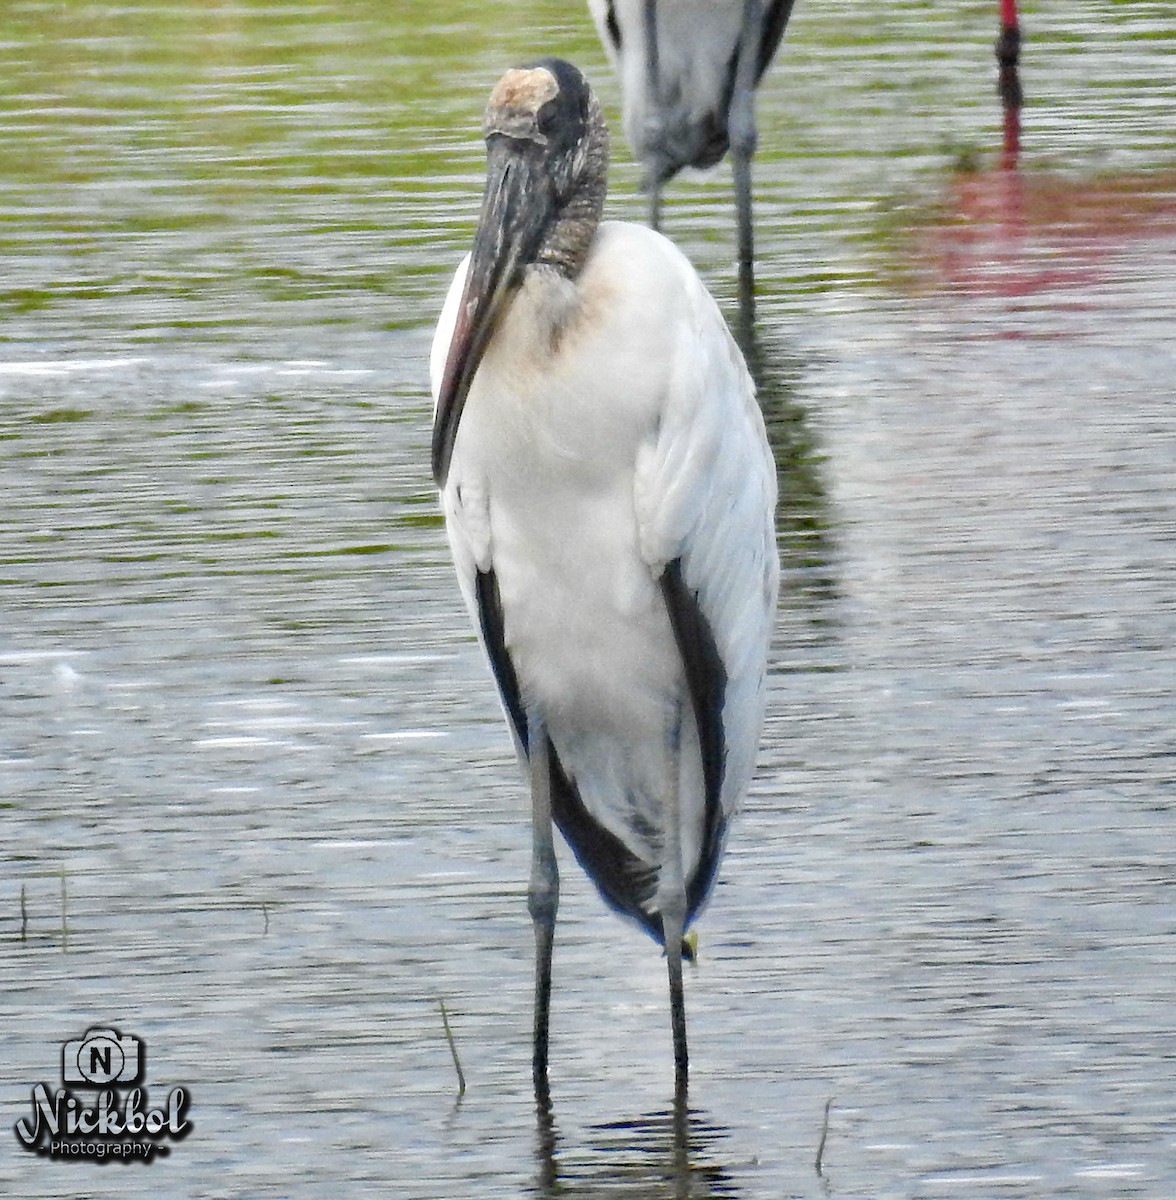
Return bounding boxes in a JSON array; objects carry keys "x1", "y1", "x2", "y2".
[
  {"x1": 649, "y1": 181, "x2": 663, "y2": 233},
  {"x1": 731, "y1": 0, "x2": 764, "y2": 309},
  {"x1": 643, "y1": 0, "x2": 663, "y2": 231},
  {"x1": 527, "y1": 710, "x2": 559, "y2": 1095}
]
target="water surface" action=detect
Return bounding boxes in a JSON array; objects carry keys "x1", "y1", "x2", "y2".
[{"x1": 2, "y1": 2, "x2": 1174, "y2": 1196}]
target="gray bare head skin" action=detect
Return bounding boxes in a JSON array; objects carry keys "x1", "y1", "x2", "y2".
[{"x1": 481, "y1": 58, "x2": 609, "y2": 279}]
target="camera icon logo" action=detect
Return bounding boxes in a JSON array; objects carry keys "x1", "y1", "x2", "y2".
[{"x1": 62, "y1": 1027, "x2": 143, "y2": 1086}]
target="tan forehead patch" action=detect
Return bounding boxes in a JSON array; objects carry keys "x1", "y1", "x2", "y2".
[{"x1": 489, "y1": 67, "x2": 558, "y2": 116}]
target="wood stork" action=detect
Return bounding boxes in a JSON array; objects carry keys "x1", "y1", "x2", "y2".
[
  {"x1": 430, "y1": 58, "x2": 778, "y2": 1092},
  {"x1": 586, "y1": 0, "x2": 799, "y2": 297}
]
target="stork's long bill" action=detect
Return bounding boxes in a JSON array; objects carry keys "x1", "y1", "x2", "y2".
[{"x1": 432, "y1": 61, "x2": 600, "y2": 488}]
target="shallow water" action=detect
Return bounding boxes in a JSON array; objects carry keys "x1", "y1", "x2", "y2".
[{"x1": 2, "y1": 2, "x2": 1174, "y2": 1197}]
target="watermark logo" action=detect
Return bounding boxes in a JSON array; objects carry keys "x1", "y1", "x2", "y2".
[
  {"x1": 63, "y1": 1027, "x2": 142, "y2": 1086},
  {"x1": 14, "y1": 1027, "x2": 191, "y2": 1163}
]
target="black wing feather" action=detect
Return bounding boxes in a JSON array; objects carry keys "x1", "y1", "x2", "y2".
[
  {"x1": 603, "y1": 0, "x2": 622, "y2": 52},
  {"x1": 659, "y1": 557, "x2": 728, "y2": 921},
  {"x1": 757, "y1": 0, "x2": 799, "y2": 81},
  {"x1": 474, "y1": 568, "x2": 527, "y2": 750}
]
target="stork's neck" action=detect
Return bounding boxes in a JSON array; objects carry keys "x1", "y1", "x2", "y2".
[{"x1": 536, "y1": 116, "x2": 608, "y2": 281}]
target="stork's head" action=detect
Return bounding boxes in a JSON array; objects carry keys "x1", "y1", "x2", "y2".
[{"x1": 432, "y1": 59, "x2": 608, "y2": 488}]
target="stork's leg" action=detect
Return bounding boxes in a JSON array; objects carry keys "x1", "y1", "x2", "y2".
[
  {"x1": 659, "y1": 710, "x2": 691, "y2": 1091},
  {"x1": 527, "y1": 710, "x2": 559, "y2": 1093},
  {"x1": 732, "y1": 154, "x2": 753, "y2": 317},
  {"x1": 731, "y1": 0, "x2": 764, "y2": 317},
  {"x1": 643, "y1": 0, "x2": 663, "y2": 232},
  {"x1": 665, "y1": 899, "x2": 689, "y2": 1091}
]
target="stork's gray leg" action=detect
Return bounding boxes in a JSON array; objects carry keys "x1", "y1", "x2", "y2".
[
  {"x1": 644, "y1": 0, "x2": 663, "y2": 231},
  {"x1": 731, "y1": 0, "x2": 764, "y2": 312},
  {"x1": 527, "y1": 710, "x2": 559, "y2": 1093},
  {"x1": 659, "y1": 710, "x2": 691, "y2": 1090},
  {"x1": 665, "y1": 898, "x2": 689, "y2": 1090},
  {"x1": 732, "y1": 150, "x2": 754, "y2": 310}
]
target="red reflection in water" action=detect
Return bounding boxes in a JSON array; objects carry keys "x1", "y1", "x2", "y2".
[{"x1": 918, "y1": 164, "x2": 1176, "y2": 300}]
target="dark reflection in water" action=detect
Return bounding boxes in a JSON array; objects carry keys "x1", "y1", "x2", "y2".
[
  {"x1": 534, "y1": 1096, "x2": 739, "y2": 1199},
  {"x1": 743, "y1": 322, "x2": 839, "y2": 633}
]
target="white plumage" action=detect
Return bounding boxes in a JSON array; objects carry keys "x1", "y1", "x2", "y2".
[{"x1": 433, "y1": 220, "x2": 776, "y2": 899}]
